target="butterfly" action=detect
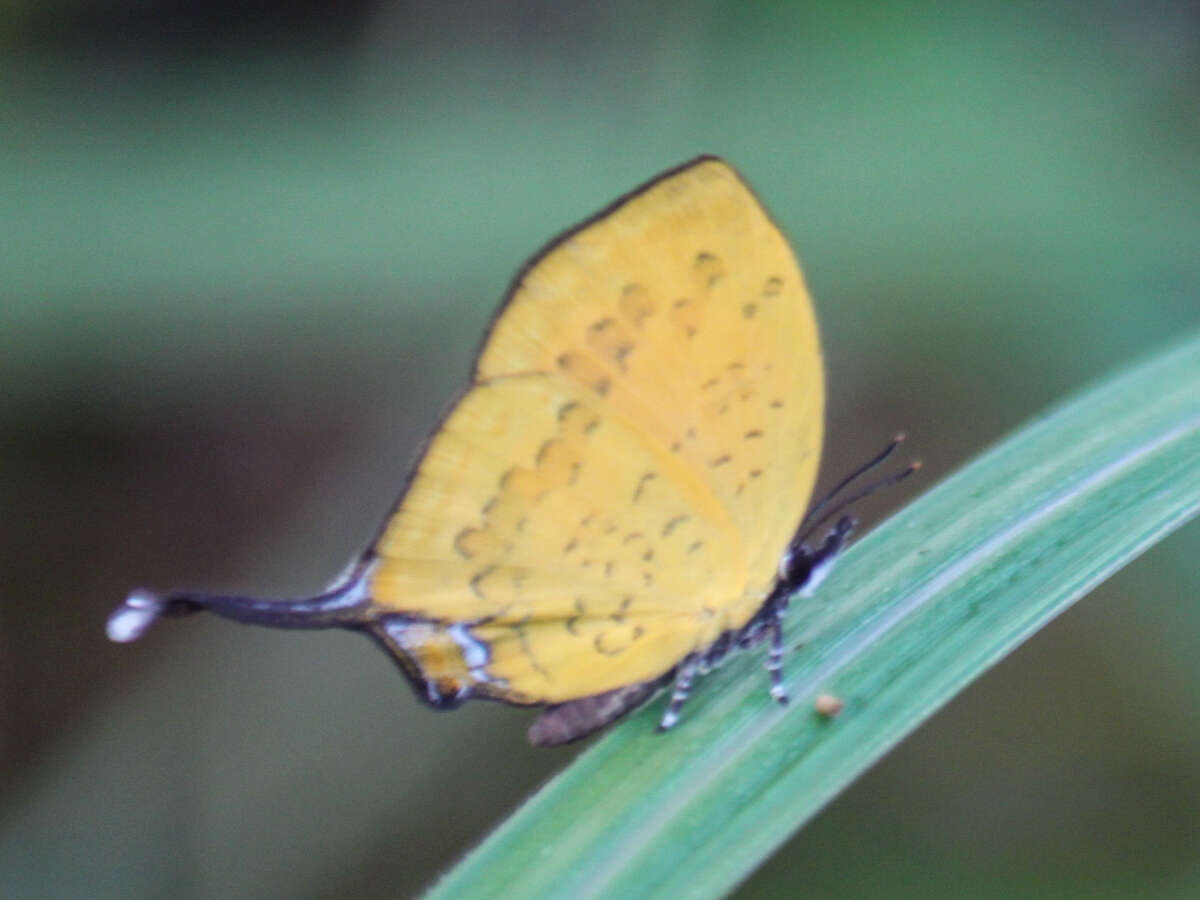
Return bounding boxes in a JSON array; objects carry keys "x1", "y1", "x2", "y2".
[{"x1": 108, "y1": 156, "x2": 914, "y2": 745}]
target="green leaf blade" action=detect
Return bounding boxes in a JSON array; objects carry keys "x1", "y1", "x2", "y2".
[{"x1": 427, "y1": 333, "x2": 1200, "y2": 900}]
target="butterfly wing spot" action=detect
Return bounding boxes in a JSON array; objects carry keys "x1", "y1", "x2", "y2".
[
  {"x1": 586, "y1": 317, "x2": 636, "y2": 372},
  {"x1": 662, "y1": 514, "x2": 691, "y2": 537},
  {"x1": 566, "y1": 596, "x2": 586, "y2": 634},
  {"x1": 687, "y1": 540, "x2": 705, "y2": 555},
  {"x1": 469, "y1": 565, "x2": 498, "y2": 600},
  {"x1": 499, "y1": 466, "x2": 543, "y2": 497},
  {"x1": 763, "y1": 276, "x2": 784, "y2": 296},
  {"x1": 698, "y1": 361, "x2": 760, "y2": 422},
  {"x1": 618, "y1": 282, "x2": 656, "y2": 329},
  {"x1": 671, "y1": 297, "x2": 701, "y2": 338},
  {"x1": 611, "y1": 595, "x2": 634, "y2": 622},
  {"x1": 454, "y1": 527, "x2": 480, "y2": 559},
  {"x1": 534, "y1": 438, "x2": 583, "y2": 489},
  {"x1": 454, "y1": 522, "x2": 508, "y2": 561},
  {"x1": 693, "y1": 251, "x2": 725, "y2": 290},
  {"x1": 742, "y1": 302, "x2": 758, "y2": 319},
  {"x1": 710, "y1": 454, "x2": 732, "y2": 468},
  {"x1": 557, "y1": 351, "x2": 613, "y2": 396},
  {"x1": 749, "y1": 468, "x2": 763, "y2": 479},
  {"x1": 604, "y1": 560, "x2": 615, "y2": 578},
  {"x1": 514, "y1": 622, "x2": 550, "y2": 679},
  {"x1": 632, "y1": 472, "x2": 658, "y2": 502},
  {"x1": 481, "y1": 467, "x2": 550, "y2": 538},
  {"x1": 556, "y1": 396, "x2": 602, "y2": 438},
  {"x1": 744, "y1": 429, "x2": 763, "y2": 440},
  {"x1": 594, "y1": 623, "x2": 645, "y2": 656},
  {"x1": 588, "y1": 315, "x2": 615, "y2": 333},
  {"x1": 594, "y1": 634, "x2": 623, "y2": 656}
]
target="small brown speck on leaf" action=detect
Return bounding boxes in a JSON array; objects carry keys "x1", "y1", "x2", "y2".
[{"x1": 814, "y1": 693, "x2": 845, "y2": 718}]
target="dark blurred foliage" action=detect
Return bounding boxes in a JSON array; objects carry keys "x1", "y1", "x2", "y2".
[
  {"x1": 12, "y1": 0, "x2": 374, "y2": 45},
  {"x1": 3, "y1": 1, "x2": 1200, "y2": 897}
]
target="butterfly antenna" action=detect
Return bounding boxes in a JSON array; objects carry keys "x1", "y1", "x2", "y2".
[
  {"x1": 798, "y1": 433, "x2": 907, "y2": 532},
  {"x1": 796, "y1": 459, "x2": 921, "y2": 548}
]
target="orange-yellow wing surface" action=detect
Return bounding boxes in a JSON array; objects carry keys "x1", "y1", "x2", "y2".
[{"x1": 366, "y1": 156, "x2": 823, "y2": 706}]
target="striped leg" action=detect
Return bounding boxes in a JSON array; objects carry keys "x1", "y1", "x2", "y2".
[
  {"x1": 767, "y1": 614, "x2": 788, "y2": 704},
  {"x1": 657, "y1": 655, "x2": 699, "y2": 732}
]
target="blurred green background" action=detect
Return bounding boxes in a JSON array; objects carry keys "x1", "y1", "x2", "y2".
[{"x1": 4, "y1": 1, "x2": 1200, "y2": 897}]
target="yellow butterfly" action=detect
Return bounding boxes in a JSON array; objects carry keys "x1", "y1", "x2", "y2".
[{"x1": 109, "y1": 156, "x2": 913, "y2": 745}]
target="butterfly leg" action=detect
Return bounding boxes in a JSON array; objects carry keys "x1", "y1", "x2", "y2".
[
  {"x1": 767, "y1": 613, "x2": 788, "y2": 704},
  {"x1": 759, "y1": 515, "x2": 856, "y2": 707},
  {"x1": 657, "y1": 655, "x2": 699, "y2": 732}
]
